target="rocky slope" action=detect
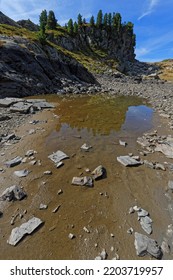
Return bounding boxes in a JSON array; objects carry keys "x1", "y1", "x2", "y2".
[
  {"x1": 0, "y1": 11, "x2": 138, "y2": 98},
  {"x1": 0, "y1": 34, "x2": 98, "y2": 97}
]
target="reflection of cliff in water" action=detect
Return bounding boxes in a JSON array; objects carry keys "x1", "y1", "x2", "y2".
[{"x1": 53, "y1": 95, "x2": 144, "y2": 136}]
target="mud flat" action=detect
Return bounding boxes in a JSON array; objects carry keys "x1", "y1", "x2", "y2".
[{"x1": 0, "y1": 94, "x2": 173, "y2": 260}]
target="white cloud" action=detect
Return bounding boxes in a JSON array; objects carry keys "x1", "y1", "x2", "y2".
[
  {"x1": 0, "y1": 0, "x2": 58, "y2": 23},
  {"x1": 138, "y1": 0, "x2": 160, "y2": 20},
  {"x1": 135, "y1": 47, "x2": 150, "y2": 57}
]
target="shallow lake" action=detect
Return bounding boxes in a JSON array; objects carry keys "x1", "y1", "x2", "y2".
[{"x1": 46, "y1": 95, "x2": 154, "y2": 150}]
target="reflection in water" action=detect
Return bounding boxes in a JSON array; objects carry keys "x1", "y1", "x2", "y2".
[
  {"x1": 53, "y1": 95, "x2": 152, "y2": 136},
  {"x1": 122, "y1": 105, "x2": 153, "y2": 133}
]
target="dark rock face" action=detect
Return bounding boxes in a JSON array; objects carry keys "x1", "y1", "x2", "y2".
[
  {"x1": 17, "y1": 19, "x2": 39, "y2": 31},
  {"x1": 0, "y1": 35, "x2": 97, "y2": 97},
  {"x1": 55, "y1": 26, "x2": 135, "y2": 63}
]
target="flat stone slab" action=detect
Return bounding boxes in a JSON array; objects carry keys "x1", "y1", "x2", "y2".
[
  {"x1": 33, "y1": 101, "x2": 55, "y2": 109},
  {"x1": 0, "y1": 98, "x2": 23, "y2": 107},
  {"x1": 155, "y1": 143, "x2": 173, "y2": 158},
  {"x1": 10, "y1": 102, "x2": 31, "y2": 114},
  {"x1": 1, "y1": 185, "x2": 26, "y2": 201},
  {"x1": 26, "y1": 99, "x2": 46, "y2": 103},
  {"x1": 5, "y1": 156, "x2": 22, "y2": 167},
  {"x1": 72, "y1": 176, "x2": 93, "y2": 187},
  {"x1": 48, "y1": 150, "x2": 69, "y2": 164},
  {"x1": 14, "y1": 169, "x2": 29, "y2": 177},
  {"x1": 134, "y1": 232, "x2": 162, "y2": 259},
  {"x1": 117, "y1": 155, "x2": 142, "y2": 167},
  {"x1": 7, "y1": 217, "x2": 43, "y2": 246}
]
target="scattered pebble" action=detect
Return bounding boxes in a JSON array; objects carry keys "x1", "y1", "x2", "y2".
[
  {"x1": 44, "y1": 170, "x2": 52, "y2": 175},
  {"x1": 39, "y1": 203, "x2": 48, "y2": 210},
  {"x1": 57, "y1": 189, "x2": 63, "y2": 195},
  {"x1": 52, "y1": 205, "x2": 61, "y2": 213},
  {"x1": 68, "y1": 233, "x2": 75, "y2": 239}
]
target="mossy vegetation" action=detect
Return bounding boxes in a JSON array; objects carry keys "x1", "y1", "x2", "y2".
[{"x1": 0, "y1": 24, "x2": 37, "y2": 40}]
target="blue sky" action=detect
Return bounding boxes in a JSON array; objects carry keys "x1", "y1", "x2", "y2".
[{"x1": 0, "y1": 0, "x2": 173, "y2": 62}]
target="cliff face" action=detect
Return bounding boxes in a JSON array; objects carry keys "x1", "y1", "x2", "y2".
[
  {"x1": 0, "y1": 35, "x2": 96, "y2": 97},
  {"x1": 55, "y1": 25, "x2": 135, "y2": 63},
  {"x1": 0, "y1": 12, "x2": 136, "y2": 97}
]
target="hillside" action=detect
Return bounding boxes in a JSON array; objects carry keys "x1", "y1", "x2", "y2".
[
  {"x1": 1, "y1": 9, "x2": 172, "y2": 99},
  {"x1": 0, "y1": 10, "x2": 138, "y2": 97},
  {"x1": 156, "y1": 59, "x2": 173, "y2": 81}
]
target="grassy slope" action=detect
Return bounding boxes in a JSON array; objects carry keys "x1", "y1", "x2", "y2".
[
  {"x1": 0, "y1": 24, "x2": 118, "y2": 74},
  {"x1": 156, "y1": 59, "x2": 173, "y2": 81}
]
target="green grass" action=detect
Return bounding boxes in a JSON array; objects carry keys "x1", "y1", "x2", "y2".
[{"x1": 0, "y1": 24, "x2": 38, "y2": 40}]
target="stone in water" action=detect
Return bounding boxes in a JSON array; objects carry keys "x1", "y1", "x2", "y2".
[
  {"x1": 72, "y1": 176, "x2": 93, "y2": 187},
  {"x1": 48, "y1": 150, "x2": 69, "y2": 164},
  {"x1": 117, "y1": 156, "x2": 142, "y2": 167},
  {"x1": 14, "y1": 169, "x2": 29, "y2": 177},
  {"x1": 5, "y1": 156, "x2": 22, "y2": 168}
]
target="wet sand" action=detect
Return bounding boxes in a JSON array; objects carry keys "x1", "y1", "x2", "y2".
[{"x1": 0, "y1": 95, "x2": 173, "y2": 260}]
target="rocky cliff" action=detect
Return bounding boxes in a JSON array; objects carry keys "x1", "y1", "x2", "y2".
[
  {"x1": 0, "y1": 12, "x2": 136, "y2": 97},
  {"x1": 55, "y1": 24, "x2": 135, "y2": 64},
  {"x1": 0, "y1": 35, "x2": 98, "y2": 97}
]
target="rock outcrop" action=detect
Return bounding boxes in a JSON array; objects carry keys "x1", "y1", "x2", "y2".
[
  {"x1": 0, "y1": 35, "x2": 97, "y2": 97},
  {"x1": 55, "y1": 25, "x2": 135, "y2": 63},
  {"x1": 17, "y1": 19, "x2": 39, "y2": 31},
  {"x1": 0, "y1": 12, "x2": 137, "y2": 97}
]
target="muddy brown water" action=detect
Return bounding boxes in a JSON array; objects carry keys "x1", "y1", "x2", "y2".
[{"x1": 0, "y1": 94, "x2": 172, "y2": 260}]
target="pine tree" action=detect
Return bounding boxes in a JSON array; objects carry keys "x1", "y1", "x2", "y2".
[
  {"x1": 77, "y1": 13, "x2": 83, "y2": 26},
  {"x1": 39, "y1": 10, "x2": 47, "y2": 33},
  {"x1": 96, "y1": 9, "x2": 103, "y2": 28},
  {"x1": 73, "y1": 21, "x2": 78, "y2": 34},
  {"x1": 103, "y1": 13, "x2": 108, "y2": 27},
  {"x1": 37, "y1": 30, "x2": 47, "y2": 45},
  {"x1": 46, "y1": 10, "x2": 57, "y2": 30},
  {"x1": 112, "y1": 13, "x2": 122, "y2": 32},
  {"x1": 108, "y1": 13, "x2": 112, "y2": 26},
  {"x1": 90, "y1": 15, "x2": 95, "y2": 27},
  {"x1": 126, "y1": 21, "x2": 134, "y2": 32},
  {"x1": 67, "y1": 19, "x2": 74, "y2": 35},
  {"x1": 83, "y1": 18, "x2": 86, "y2": 24}
]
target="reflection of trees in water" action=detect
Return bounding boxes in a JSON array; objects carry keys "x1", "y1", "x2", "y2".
[{"x1": 54, "y1": 95, "x2": 142, "y2": 136}]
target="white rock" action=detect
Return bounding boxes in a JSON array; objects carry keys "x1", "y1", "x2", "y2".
[
  {"x1": 81, "y1": 143, "x2": 92, "y2": 151},
  {"x1": 14, "y1": 169, "x2": 29, "y2": 177},
  {"x1": 7, "y1": 217, "x2": 43, "y2": 246},
  {"x1": 72, "y1": 176, "x2": 93, "y2": 187},
  {"x1": 117, "y1": 156, "x2": 142, "y2": 167},
  {"x1": 48, "y1": 150, "x2": 69, "y2": 164}
]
